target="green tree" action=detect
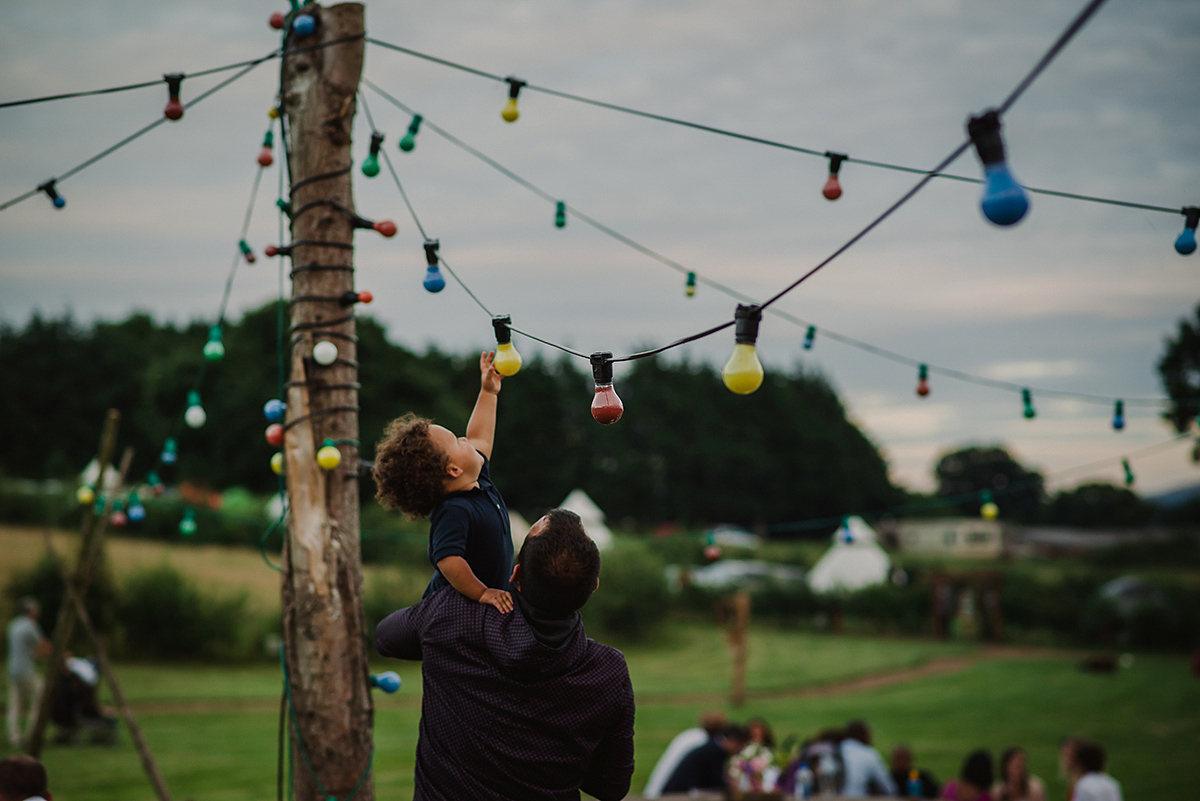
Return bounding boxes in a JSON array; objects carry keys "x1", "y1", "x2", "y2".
[
  {"x1": 1042, "y1": 482, "x2": 1153, "y2": 528},
  {"x1": 934, "y1": 445, "x2": 1043, "y2": 522},
  {"x1": 1158, "y1": 304, "x2": 1200, "y2": 432}
]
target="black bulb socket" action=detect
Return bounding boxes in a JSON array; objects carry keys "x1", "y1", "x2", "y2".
[
  {"x1": 967, "y1": 109, "x2": 1006, "y2": 167},
  {"x1": 368, "y1": 131, "x2": 384, "y2": 155},
  {"x1": 590, "y1": 351, "x2": 614, "y2": 384},
  {"x1": 1184, "y1": 206, "x2": 1200, "y2": 231},
  {"x1": 824, "y1": 151, "x2": 848, "y2": 175},
  {"x1": 492, "y1": 315, "x2": 513, "y2": 345},
  {"x1": 505, "y1": 76, "x2": 526, "y2": 99},
  {"x1": 733, "y1": 304, "x2": 762, "y2": 345},
  {"x1": 423, "y1": 238, "x2": 440, "y2": 266}
]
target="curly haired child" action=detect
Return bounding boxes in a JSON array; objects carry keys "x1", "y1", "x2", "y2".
[{"x1": 372, "y1": 352, "x2": 514, "y2": 613}]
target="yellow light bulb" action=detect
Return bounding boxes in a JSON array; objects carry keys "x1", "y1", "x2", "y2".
[
  {"x1": 317, "y1": 440, "x2": 341, "y2": 471},
  {"x1": 494, "y1": 342, "x2": 522, "y2": 376},
  {"x1": 722, "y1": 343, "x2": 764, "y2": 394},
  {"x1": 501, "y1": 97, "x2": 519, "y2": 122},
  {"x1": 76, "y1": 486, "x2": 95, "y2": 506},
  {"x1": 981, "y1": 501, "x2": 999, "y2": 520},
  {"x1": 270, "y1": 452, "x2": 284, "y2": 475}
]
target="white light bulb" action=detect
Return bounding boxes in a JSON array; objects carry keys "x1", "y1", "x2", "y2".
[{"x1": 313, "y1": 340, "x2": 338, "y2": 365}]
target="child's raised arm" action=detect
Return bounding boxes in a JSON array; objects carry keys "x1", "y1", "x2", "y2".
[
  {"x1": 436, "y1": 555, "x2": 513, "y2": 613},
  {"x1": 466, "y1": 350, "x2": 502, "y2": 459}
]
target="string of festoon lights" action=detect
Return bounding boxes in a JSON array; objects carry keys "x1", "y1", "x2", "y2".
[{"x1": 359, "y1": 79, "x2": 1178, "y2": 435}]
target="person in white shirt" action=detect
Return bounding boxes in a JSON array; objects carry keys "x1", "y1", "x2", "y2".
[
  {"x1": 642, "y1": 711, "x2": 727, "y2": 798},
  {"x1": 839, "y1": 719, "x2": 897, "y2": 797},
  {"x1": 1070, "y1": 741, "x2": 1122, "y2": 801},
  {"x1": 0, "y1": 754, "x2": 52, "y2": 801},
  {"x1": 6, "y1": 598, "x2": 50, "y2": 748}
]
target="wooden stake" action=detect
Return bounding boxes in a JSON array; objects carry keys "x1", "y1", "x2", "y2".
[
  {"x1": 279, "y1": 5, "x2": 373, "y2": 800},
  {"x1": 26, "y1": 409, "x2": 122, "y2": 757},
  {"x1": 729, "y1": 591, "x2": 750, "y2": 707}
]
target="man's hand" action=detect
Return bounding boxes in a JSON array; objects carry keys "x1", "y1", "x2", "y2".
[
  {"x1": 479, "y1": 588, "x2": 513, "y2": 614},
  {"x1": 480, "y1": 351, "x2": 503, "y2": 395}
]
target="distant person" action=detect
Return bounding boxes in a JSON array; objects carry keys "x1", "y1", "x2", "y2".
[
  {"x1": 643, "y1": 711, "x2": 727, "y2": 798},
  {"x1": 891, "y1": 744, "x2": 940, "y2": 798},
  {"x1": 373, "y1": 352, "x2": 515, "y2": 614},
  {"x1": 942, "y1": 750, "x2": 994, "y2": 801},
  {"x1": 7, "y1": 598, "x2": 50, "y2": 748},
  {"x1": 375, "y1": 509, "x2": 634, "y2": 801},
  {"x1": 661, "y1": 724, "x2": 750, "y2": 795},
  {"x1": 840, "y1": 719, "x2": 897, "y2": 797},
  {"x1": 993, "y1": 747, "x2": 1045, "y2": 801},
  {"x1": 802, "y1": 728, "x2": 847, "y2": 795},
  {"x1": 0, "y1": 754, "x2": 50, "y2": 801},
  {"x1": 1069, "y1": 741, "x2": 1122, "y2": 801},
  {"x1": 1057, "y1": 737, "x2": 1082, "y2": 800}
]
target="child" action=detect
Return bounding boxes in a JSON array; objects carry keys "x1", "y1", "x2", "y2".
[{"x1": 372, "y1": 352, "x2": 514, "y2": 613}]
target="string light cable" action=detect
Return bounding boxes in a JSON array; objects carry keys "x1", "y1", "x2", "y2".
[
  {"x1": 362, "y1": 73, "x2": 1172, "y2": 408},
  {"x1": 362, "y1": 9, "x2": 1184, "y2": 220},
  {"x1": 0, "y1": 34, "x2": 367, "y2": 110}
]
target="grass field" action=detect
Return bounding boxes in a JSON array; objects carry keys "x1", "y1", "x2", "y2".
[{"x1": 3, "y1": 526, "x2": 1199, "y2": 799}]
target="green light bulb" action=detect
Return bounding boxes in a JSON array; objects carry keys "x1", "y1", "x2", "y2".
[
  {"x1": 362, "y1": 131, "x2": 383, "y2": 177},
  {"x1": 399, "y1": 114, "x2": 422, "y2": 152},
  {"x1": 203, "y1": 324, "x2": 225, "y2": 361},
  {"x1": 554, "y1": 201, "x2": 566, "y2": 229}
]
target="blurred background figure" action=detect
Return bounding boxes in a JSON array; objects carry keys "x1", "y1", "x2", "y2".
[
  {"x1": 660, "y1": 723, "x2": 749, "y2": 796},
  {"x1": 643, "y1": 710, "x2": 727, "y2": 798},
  {"x1": 1069, "y1": 741, "x2": 1122, "y2": 801},
  {"x1": 48, "y1": 656, "x2": 117, "y2": 746},
  {"x1": 993, "y1": 746, "x2": 1045, "y2": 801},
  {"x1": 6, "y1": 598, "x2": 50, "y2": 748},
  {"x1": 0, "y1": 754, "x2": 51, "y2": 801},
  {"x1": 941, "y1": 749, "x2": 994, "y2": 801},
  {"x1": 891, "y1": 744, "x2": 941, "y2": 798},
  {"x1": 840, "y1": 718, "x2": 897, "y2": 797}
]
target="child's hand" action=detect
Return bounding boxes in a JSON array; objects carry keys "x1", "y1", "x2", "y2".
[
  {"x1": 480, "y1": 351, "x2": 503, "y2": 395},
  {"x1": 479, "y1": 588, "x2": 513, "y2": 614}
]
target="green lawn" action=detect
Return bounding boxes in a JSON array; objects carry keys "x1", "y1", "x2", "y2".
[{"x1": 9, "y1": 631, "x2": 1199, "y2": 800}]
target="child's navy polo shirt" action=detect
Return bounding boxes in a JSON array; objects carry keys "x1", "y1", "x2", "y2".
[{"x1": 423, "y1": 453, "x2": 514, "y2": 598}]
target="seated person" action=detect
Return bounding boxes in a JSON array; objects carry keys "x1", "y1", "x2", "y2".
[
  {"x1": 891, "y1": 744, "x2": 941, "y2": 798},
  {"x1": 942, "y1": 750, "x2": 994, "y2": 801},
  {"x1": 643, "y1": 711, "x2": 727, "y2": 798},
  {"x1": 49, "y1": 657, "x2": 117, "y2": 746},
  {"x1": 1069, "y1": 741, "x2": 1122, "y2": 801},
  {"x1": 993, "y1": 747, "x2": 1045, "y2": 801},
  {"x1": 0, "y1": 755, "x2": 50, "y2": 801},
  {"x1": 840, "y1": 719, "x2": 897, "y2": 797},
  {"x1": 661, "y1": 724, "x2": 750, "y2": 795}
]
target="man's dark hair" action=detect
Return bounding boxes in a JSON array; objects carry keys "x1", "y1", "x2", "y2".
[
  {"x1": 844, "y1": 719, "x2": 871, "y2": 745},
  {"x1": 722, "y1": 724, "x2": 751, "y2": 748},
  {"x1": 517, "y1": 509, "x2": 600, "y2": 616},
  {"x1": 1073, "y1": 740, "x2": 1106, "y2": 774},
  {"x1": 960, "y1": 749, "x2": 994, "y2": 790},
  {"x1": 372, "y1": 414, "x2": 450, "y2": 518},
  {"x1": 0, "y1": 755, "x2": 48, "y2": 801}
]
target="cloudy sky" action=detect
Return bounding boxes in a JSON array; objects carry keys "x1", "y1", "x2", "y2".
[{"x1": 2, "y1": 0, "x2": 1198, "y2": 497}]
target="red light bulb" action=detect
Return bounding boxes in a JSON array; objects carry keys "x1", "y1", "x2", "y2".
[
  {"x1": 373, "y1": 220, "x2": 397, "y2": 237},
  {"x1": 264, "y1": 245, "x2": 278, "y2": 257},
  {"x1": 257, "y1": 146, "x2": 274, "y2": 167},
  {"x1": 589, "y1": 352, "x2": 624, "y2": 425},
  {"x1": 704, "y1": 544, "x2": 722, "y2": 562},
  {"x1": 915, "y1": 364, "x2": 930, "y2": 397},
  {"x1": 269, "y1": 11, "x2": 286, "y2": 29},
  {"x1": 822, "y1": 174, "x2": 842, "y2": 200},
  {"x1": 111, "y1": 510, "x2": 128, "y2": 527},
  {"x1": 357, "y1": 291, "x2": 373, "y2": 304},
  {"x1": 163, "y1": 73, "x2": 185, "y2": 121},
  {"x1": 265, "y1": 423, "x2": 284, "y2": 447}
]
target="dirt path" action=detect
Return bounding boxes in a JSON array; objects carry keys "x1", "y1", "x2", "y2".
[{"x1": 131, "y1": 645, "x2": 1066, "y2": 715}]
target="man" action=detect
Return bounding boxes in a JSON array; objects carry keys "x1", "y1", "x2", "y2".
[
  {"x1": 643, "y1": 711, "x2": 728, "y2": 798},
  {"x1": 839, "y1": 719, "x2": 897, "y2": 797},
  {"x1": 890, "y1": 744, "x2": 940, "y2": 798},
  {"x1": 660, "y1": 724, "x2": 750, "y2": 796},
  {"x1": 7, "y1": 599, "x2": 50, "y2": 748},
  {"x1": 1070, "y1": 741, "x2": 1122, "y2": 801},
  {"x1": 376, "y1": 509, "x2": 634, "y2": 801},
  {"x1": 0, "y1": 754, "x2": 51, "y2": 801}
]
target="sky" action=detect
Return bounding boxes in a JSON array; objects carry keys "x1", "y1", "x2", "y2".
[{"x1": 2, "y1": 0, "x2": 1199, "y2": 498}]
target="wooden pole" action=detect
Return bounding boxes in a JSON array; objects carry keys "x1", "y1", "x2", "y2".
[
  {"x1": 729, "y1": 591, "x2": 750, "y2": 707},
  {"x1": 26, "y1": 409, "x2": 121, "y2": 757},
  {"x1": 39, "y1": 530, "x2": 173, "y2": 801},
  {"x1": 279, "y1": 5, "x2": 373, "y2": 801}
]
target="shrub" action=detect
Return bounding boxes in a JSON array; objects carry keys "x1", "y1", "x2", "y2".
[
  {"x1": 583, "y1": 541, "x2": 669, "y2": 639},
  {"x1": 116, "y1": 563, "x2": 246, "y2": 660}
]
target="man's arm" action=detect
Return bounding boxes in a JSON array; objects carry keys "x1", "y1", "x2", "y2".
[
  {"x1": 465, "y1": 351, "x2": 501, "y2": 459},
  {"x1": 375, "y1": 601, "x2": 428, "y2": 661},
  {"x1": 580, "y1": 668, "x2": 636, "y2": 801},
  {"x1": 436, "y1": 555, "x2": 513, "y2": 613}
]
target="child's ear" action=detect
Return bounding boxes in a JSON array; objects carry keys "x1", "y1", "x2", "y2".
[{"x1": 445, "y1": 461, "x2": 463, "y2": 479}]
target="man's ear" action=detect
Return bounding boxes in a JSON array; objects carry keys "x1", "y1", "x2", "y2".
[{"x1": 509, "y1": 563, "x2": 521, "y2": 589}]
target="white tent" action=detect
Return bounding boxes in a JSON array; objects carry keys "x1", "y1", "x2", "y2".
[
  {"x1": 559, "y1": 489, "x2": 614, "y2": 549},
  {"x1": 806, "y1": 516, "x2": 890, "y2": 594}
]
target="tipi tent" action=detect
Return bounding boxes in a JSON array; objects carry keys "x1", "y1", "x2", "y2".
[
  {"x1": 806, "y1": 516, "x2": 890, "y2": 593},
  {"x1": 559, "y1": 489, "x2": 614, "y2": 549}
]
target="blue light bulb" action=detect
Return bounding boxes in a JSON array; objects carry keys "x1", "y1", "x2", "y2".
[
  {"x1": 292, "y1": 14, "x2": 315, "y2": 36},
  {"x1": 263, "y1": 398, "x2": 286, "y2": 422},
  {"x1": 1112, "y1": 400, "x2": 1125, "y2": 431},
  {"x1": 371, "y1": 671, "x2": 402, "y2": 693},
  {"x1": 52, "y1": 196, "x2": 66, "y2": 208},
  {"x1": 423, "y1": 266, "x2": 445, "y2": 293},
  {"x1": 803, "y1": 326, "x2": 816, "y2": 350},
  {"x1": 980, "y1": 164, "x2": 1029, "y2": 226},
  {"x1": 1178, "y1": 227, "x2": 1198, "y2": 255}
]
